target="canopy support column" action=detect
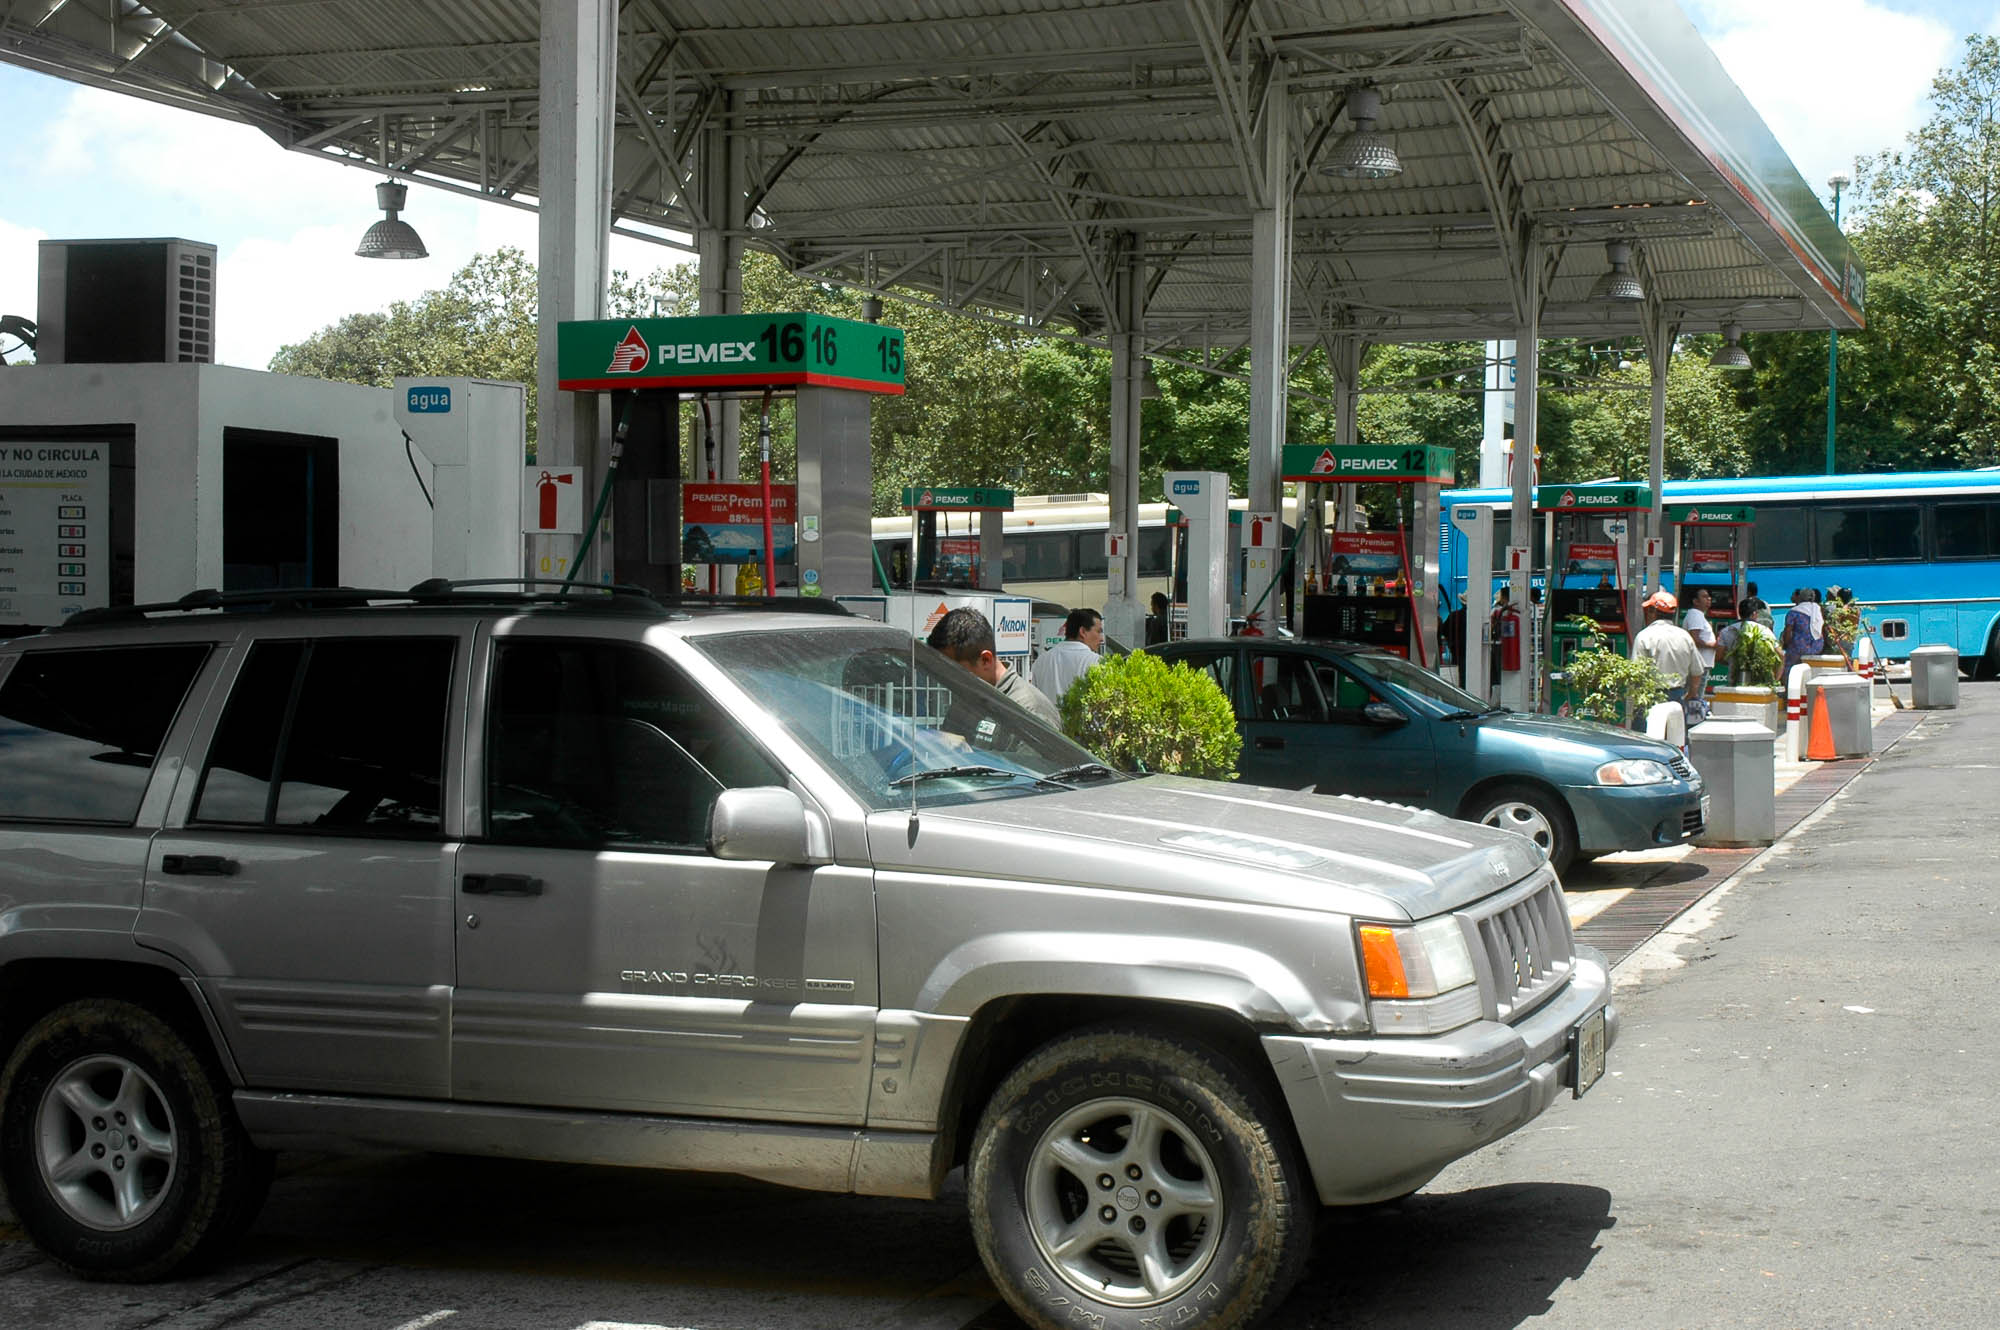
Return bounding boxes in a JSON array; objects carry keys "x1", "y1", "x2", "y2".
[
  {"x1": 697, "y1": 102, "x2": 746, "y2": 481},
  {"x1": 1246, "y1": 66, "x2": 1292, "y2": 521},
  {"x1": 1106, "y1": 233, "x2": 1145, "y2": 644},
  {"x1": 1503, "y1": 234, "x2": 1542, "y2": 713},
  {"x1": 535, "y1": 0, "x2": 616, "y2": 583}
]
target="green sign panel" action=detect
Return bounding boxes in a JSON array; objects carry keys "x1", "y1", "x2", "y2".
[
  {"x1": 1535, "y1": 482, "x2": 1653, "y2": 510},
  {"x1": 1280, "y1": 443, "x2": 1455, "y2": 485},
  {"x1": 1666, "y1": 504, "x2": 1755, "y2": 525},
  {"x1": 902, "y1": 486, "x2": 1015, "y2": 511},
  {"x1": 557, "y1": 313, "x2": 906, "y2": 393}
]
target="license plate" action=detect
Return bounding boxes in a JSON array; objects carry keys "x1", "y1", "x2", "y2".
[
  {"x1": 1570, "y1": 1009, "x2": 1606, "y2": 1099},
  {"x1": 1700, "y1": 792, "x2": 1712, "y2": 827}
]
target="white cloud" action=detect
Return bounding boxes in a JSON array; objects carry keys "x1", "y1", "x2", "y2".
[{"x1": 1684, "y1": 0, "x2": 1957, "y2": 199}]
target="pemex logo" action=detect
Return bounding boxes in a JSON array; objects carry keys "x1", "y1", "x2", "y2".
[
  {"x1": 1310, "y1": 448, "x2": 1340, "y2": 475},
  {"x1": 1559, "y1": 489, "x2": 1576, "y2": 508},
  {"x1": 919, "y1": 488, "x2": 935, "y2": 506},
  {"x1": 607, "y1": 326, "x2": 650, "y2": 374}
]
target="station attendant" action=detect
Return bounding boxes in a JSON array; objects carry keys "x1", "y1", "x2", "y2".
[
  {"x1": 1631, "y1": 590, "x2": 1704, "y2": 723},
  {"x1": 928, "y1": 607, "x2": 1062, "y2": 729},
  {"x1": 1682, "y1": 586, "x2": 1719, "y2": 675},
  {"x1": 1033, "y1": 608, "x2": 1105, "y2": 706}
]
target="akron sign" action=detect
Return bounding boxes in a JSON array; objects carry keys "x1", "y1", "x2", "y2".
[{"x1": 557, "y1": 313, "x2": 906, "y2": 394}]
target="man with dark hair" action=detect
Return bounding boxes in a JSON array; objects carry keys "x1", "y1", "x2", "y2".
[
  {"x1": 927, "y1": 607, "x2": 1062, "y2": 727},
  {"x1": 1032, "y1": 607, "x2": 1105, "y2": 706},
  {"x1": 1145, "y1": 592, "x2": 1172, "y2": 646}
]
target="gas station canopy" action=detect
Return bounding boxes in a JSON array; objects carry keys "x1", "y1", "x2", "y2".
[{"x1": 4, "y1": 0, "x2": 1861, "y2": 356}]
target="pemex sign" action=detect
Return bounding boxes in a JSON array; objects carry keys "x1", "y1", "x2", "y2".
[
  {"x1": 557, "y1": 313, "x2": 906, "y2": 393},
  {"x1": 1280, "y1": 444, "x2": 1455, "y2": 484}
]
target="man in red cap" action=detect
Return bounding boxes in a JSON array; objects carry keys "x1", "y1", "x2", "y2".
[{"x1": 1631, "y1": 589, "x2": 1704, "y2": 719}]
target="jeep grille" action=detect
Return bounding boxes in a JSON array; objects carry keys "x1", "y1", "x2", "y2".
[{"x1": 1463, "y1": 871, "x2": 1575, "y2": 1022}]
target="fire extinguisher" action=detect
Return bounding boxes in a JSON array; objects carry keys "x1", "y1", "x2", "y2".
[
  {"x1": 536, "y1": 470, "x2": 573, "y2": 529},
  {"x1": 1497, "y1": 602, "x2": 1522, "y2": 672}
]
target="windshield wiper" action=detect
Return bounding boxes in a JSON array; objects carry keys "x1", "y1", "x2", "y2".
[
  {"x1": 889, "y1": 764, "x2": 1059, "y2": 790},
  {"x1": 1044, "y1": 762, "x2": 1121, "y2": 785}
]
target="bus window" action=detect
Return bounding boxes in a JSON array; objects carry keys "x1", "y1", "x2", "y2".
[
  {"x1": 1935, "y1": 502, "x2": 1997, "y2": 559},
  {"x1": 1816, "y1": 505, "x2": 1920, "y2": 563},
  {"x1": 1077, "y1": 532, "x2": 1107, "y2": 579},
  {"x1": 1003, "y1": 531, "x2": 1077, "y2": 582},
  {"x1": 1138, "y1": 527, "x2": 1174, "y2": 577},
  {"x1": 1751, "y1": 505, "x2": 1807, "y2": 566}
]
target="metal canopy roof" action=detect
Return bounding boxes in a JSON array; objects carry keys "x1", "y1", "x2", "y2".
[{"x1": 3, "y1": 0, "x2": 1862, "y2": 360}]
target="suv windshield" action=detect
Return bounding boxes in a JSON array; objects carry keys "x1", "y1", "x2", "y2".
[
  {"x1": 1347, "y1": 649, "x2": 1492, "y2": 714},
  {"x1": 692, "y1": 626, "x2": 1112, "y2": 810}
]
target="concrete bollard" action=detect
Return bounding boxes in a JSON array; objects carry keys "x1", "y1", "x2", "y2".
[
  {"x1": 1711, "y1": 684, "x2": 1782, "y2": 735},
  {"x1": 1785, "y1": 663, "x2": 1812, "y2": 761},
  {"x1": 1909, "y1": 644, "x2": 1960, "y2": 709},
  {"x1": 1689, "y1": 718, "x2": 1775, "y2": 846},
  {"x1": 1804, "y1": 672, "x2": 1872, "y2": 759}
]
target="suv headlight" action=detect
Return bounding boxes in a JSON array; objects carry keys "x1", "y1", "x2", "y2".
[
  {"x1": 1356, "y1": 916, "x2": 1482, "y2": 1035},
  {"x1": 1596, "y1": 758, "x2": 1673, "y2": 786}
]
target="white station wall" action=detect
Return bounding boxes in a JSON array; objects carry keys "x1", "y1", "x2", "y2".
[{"x1": 0, "y1": 363, "x2": 477, "y2": 602}]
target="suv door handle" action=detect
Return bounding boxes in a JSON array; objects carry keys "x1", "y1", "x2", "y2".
[
  {"x1": 462, "y1": 873, "x2": 543, "y2": 897},
  {"x1": 1254, "y1": 737, "x2": 1285, "y2": 750},
  {"x1": 160, "y1": 854, "x2": 239, "y2": 876}
]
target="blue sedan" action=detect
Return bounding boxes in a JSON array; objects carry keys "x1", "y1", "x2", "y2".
[{"x1": 1147, "y1": 638, "x2": 1706, "y2": 874}]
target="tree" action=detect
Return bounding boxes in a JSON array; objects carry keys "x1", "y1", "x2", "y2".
[
  {"x1": 1736, "y1": 35, "x2": 2000, "y2": 472},
  {"x1": 270, "y1": 248, "x2": 541, "y2": 453}
]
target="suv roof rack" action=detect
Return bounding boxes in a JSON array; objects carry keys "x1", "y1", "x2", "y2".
[{"x1": 54, "y1": 580, "x2": 852, "y2": 631}]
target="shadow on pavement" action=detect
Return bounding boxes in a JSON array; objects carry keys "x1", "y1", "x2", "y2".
[{"x1": 1271, "y1": 1183, "x2": 1616, "y2": 1329}]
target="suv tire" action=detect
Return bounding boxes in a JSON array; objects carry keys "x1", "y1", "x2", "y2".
[
  {"x1": 967, "y1": 1025, "x2": 1313, "y2": 1330},
  {"x1": 0, "y1": 998, "x2": 272, "y2": 1281}
]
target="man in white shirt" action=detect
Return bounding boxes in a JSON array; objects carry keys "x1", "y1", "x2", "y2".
[
  {"x1": 1631, "y1": 591, "x2": 1704, "y2": 706},
  {"x1": 1682, "y1": 586, "x2": 1718, "y2": 674},
  {"x1": 1032, "y1": 607, "x2": 1105, "y2": 707}
]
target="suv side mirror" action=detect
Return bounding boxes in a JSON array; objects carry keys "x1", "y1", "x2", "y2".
[
  {"x1": 1363, "y1": 701, "x2": 1407, "y2": 727},
  {"x1": 709, "y1": 786, "x2": 831, "y2": 865}
]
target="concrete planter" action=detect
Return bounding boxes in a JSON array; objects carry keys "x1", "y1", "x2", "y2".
[{"x1": 1711, "y1": 684, "x2": 1783, "y2": 734}]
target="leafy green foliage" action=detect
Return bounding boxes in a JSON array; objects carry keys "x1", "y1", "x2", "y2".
[
  {"x1": 1727, "y1": 623, "x2": 1783, "y2": 688},
  {"x1": 1058, "y1": 651, "x2": 1240, "y2": 778},
  {"x1": 1559, "y1": 615, "x2": 1667, "y2": 725},
  {"x1": 270, "y1": 248, "x2": 541, "y2": 455}
]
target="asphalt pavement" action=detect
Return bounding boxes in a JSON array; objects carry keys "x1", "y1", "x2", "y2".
[{"x1": 1, "y1": 682, "x2": 1992, "y2": 1329}]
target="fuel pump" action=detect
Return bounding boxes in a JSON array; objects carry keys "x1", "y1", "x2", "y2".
[
  {"x1": 1669, "y1": 503, "x2": 1756, "y2": 685},
  {"x1": 1281, "y1": 443, "x2": 1454, "y2": 666},
  {"x1": 553, "y1": 312, "x2": 905, "y2": 598},
  {"x1": 1536, "y1": 482, "x2": 1653, "y2": 714}
]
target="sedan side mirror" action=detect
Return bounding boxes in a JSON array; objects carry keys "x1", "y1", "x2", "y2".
[
  {"x1": 1363, "y1": 701, "x2": 1408, "y2": 727},
  {"x1": 709, "y1": 786, "x2": 831, "y2": 865}
]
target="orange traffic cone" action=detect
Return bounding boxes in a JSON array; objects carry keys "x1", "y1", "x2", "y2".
[{"x1": 1806, "y1": 691, "x2": 1838, "y2": 761}]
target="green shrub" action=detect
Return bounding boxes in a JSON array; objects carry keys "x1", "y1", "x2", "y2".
[
  {"x1": 1727, "y1": 621, "x2": 1783, "y2": 687},
  {"x1": 1559, "y1": 615, "x2": 1667, "y2": 725},
  {"x1": 1059, "y1": 650, "x2": 1240, "y2": 778}
]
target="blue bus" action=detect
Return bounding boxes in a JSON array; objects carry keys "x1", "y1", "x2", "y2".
[{"x1": 1440, "y1": 471, "x2": 2000, "y2": 677}]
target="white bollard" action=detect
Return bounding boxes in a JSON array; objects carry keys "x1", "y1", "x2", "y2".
[{"x1": 1644, "y1": 701, "x2": 1685, "y2": 749}]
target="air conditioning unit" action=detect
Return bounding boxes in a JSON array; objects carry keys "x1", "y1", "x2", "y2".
[{"x1": 36, "y1": 237, "x2": 216, "y2": 365}]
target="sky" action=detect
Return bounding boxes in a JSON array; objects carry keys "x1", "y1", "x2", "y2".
[{"x1": 2, "y1": 0, "x2": 1997, "y2": 370}]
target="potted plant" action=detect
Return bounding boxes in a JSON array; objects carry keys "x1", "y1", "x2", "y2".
[
  {"x1": 1555, "y1": 615, "x2": 1668, "y2": 727},
  {"x1": 1059, "y1": 650, "x2": 1240, "y2": 778},
  {"x1": 1716, "y1": 622, "x2": 1785, "y2": 732}
]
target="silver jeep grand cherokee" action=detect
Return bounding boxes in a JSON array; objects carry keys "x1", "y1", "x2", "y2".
[{"x1": 0, "y1": 584, "x2": 1616, "y2": 1330}]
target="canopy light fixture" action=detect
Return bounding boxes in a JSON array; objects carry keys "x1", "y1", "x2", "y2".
[
  {"x1": 1709, "y1": 322, "x2": 1751, "y2": 371},
  {"x1": 860, "y1": 295, "x2": 883, "y2": 323},
  {"x1": 1590, "y1": 240, "x2": 1644, "y2": 302},
  {"x1": 1321, "y1": 86, "x2": 1403, "y2": 180},
  {"x1": 355, "y1": 180, "x2": 428, "y2": 260},
  {"x1": 1139, "y1": 363, "x2": 1163, "y2": 400}
]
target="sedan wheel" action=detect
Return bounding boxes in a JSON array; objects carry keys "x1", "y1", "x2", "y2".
[{"x1": 1469, "y1": 783, "x2": 1577, "y2": 874}]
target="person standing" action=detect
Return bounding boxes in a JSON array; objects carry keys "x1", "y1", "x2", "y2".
[
  {"x1": 1682, "y1": 586, "x2": 1719, "y2": 677},
  {"x1": 1032, "y1": 607, "x2": 1105, "y2": 707},
  {"x1": 1781, "y1": 587, "x2": 1824, "y2": 678},
  {"x1": 1144, "y1": 592, "x2": 1172, "y2": 646},
  {"x1": 927, "y1": 607, "x2": 1062, "y2": 728},
  {"x1": 1631, "y1": 590, "x2": 1704, "y2": 721}
]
